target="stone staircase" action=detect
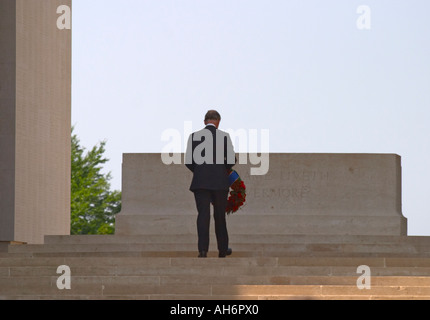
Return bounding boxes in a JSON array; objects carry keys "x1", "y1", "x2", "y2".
[{"x1": 2, "y1": 234, "x2": 430, "y2": 300}]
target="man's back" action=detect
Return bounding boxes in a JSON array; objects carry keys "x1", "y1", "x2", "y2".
[{"x1": 186, "y1": 125, "x2": 235, "y2": 191}]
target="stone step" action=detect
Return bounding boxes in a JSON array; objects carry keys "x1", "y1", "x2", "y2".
[
  {"x1": 2, "y1": 278, "x2": 430, "y2": 299},
  {"x1": 211, "y1": 284, "x2": 430, "y2": 298},
  {"x1": 1, "y1": 272, "x2": 430, "y2": 287},
  {"x1": 7, "y1": 249, "x2": 430, "y2": 259},
  {"x1": 7, "y1": 242, "x2": 430, "y2": 257},
  {"x1": 3, "y1": 235, "x2": 430, "y2": 300},
  {"x1": 3, "y1": 294, "x2": 430, "y2": 300},
  {"x1": 3, "y1": 256, "x2": 430, "y2": 279},
  {"x1": 7, "y1": 275, "x2": 430, "y2": 287},
  {"x1": 2, "y1": 254, "x2": 430, "y2": 300},
  {"x1": 44, "y1": 234, "x2": 430, "y2": 245},
  {"x1": 3, "y1": 255, "x2": 430, "y2": 268},
  {"x1": 4, "y1": 264, "x2": 430, "y2": 278},
  {"x1": 8, "y1": 251, "x2": 430, "y2": 259},
  {"x1": 4, "y1": 261, "x2": 430, "y2": 275}
]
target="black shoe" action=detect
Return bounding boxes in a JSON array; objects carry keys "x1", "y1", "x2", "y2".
[
  {"x1": 198, "y1": 251, "x2": 207, "y2": 258},
  {"x1": 219, "y1": 248, "x2": 232, "y2": 258}
]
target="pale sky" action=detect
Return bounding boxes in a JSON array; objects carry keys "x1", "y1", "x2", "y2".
[{"x1": 71, "y1": 0, "x2": 430, "y2": 235}]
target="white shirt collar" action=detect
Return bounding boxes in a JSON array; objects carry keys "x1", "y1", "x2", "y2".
[{"x1": 206, "y1": 123, "x2": 216, "y2": 128}]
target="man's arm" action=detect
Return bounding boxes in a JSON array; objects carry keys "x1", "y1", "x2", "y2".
[
  {"x1": 185, "y1": 134, "x2": 195, "y2": 172},
  {"x1": 225, "y1": 133, "x2": 237, "y2": 171}
]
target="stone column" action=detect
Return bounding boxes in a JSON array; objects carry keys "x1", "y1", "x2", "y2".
[{"x1": 0, "y1": 0, "x2": 72, "y2": 244}]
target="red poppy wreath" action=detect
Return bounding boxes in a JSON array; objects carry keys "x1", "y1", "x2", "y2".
[{"x1": 226, "y1": 170, "x2": 246, "y2": 215}]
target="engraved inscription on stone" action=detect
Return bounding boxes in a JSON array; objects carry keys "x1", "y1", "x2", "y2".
[
  {"x1": 253, "y1": 186, "x2": 311, "y2": 203},
  {"x1": 244, "y1": 169, "x2": 329, "y2": 206}
]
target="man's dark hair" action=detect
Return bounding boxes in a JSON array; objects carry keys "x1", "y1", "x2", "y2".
[{"x1": 205, "y1": 110, "x2": 221, "y2": 122}]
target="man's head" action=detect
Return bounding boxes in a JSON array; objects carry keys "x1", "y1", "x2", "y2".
[{"x1": 204, "y1": 110, "x2": 221, "y2": 128}]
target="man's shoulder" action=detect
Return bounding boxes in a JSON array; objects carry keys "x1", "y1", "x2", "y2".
[
  {"x1": 216, "y1": 129, "x2": 231, "y2": 139},
  {"x1": 192, "y1": 127, "x2": 213, "y2": 135},
  {"x1": 191, "y1": 127, "x2": 231, "y2": 138}
]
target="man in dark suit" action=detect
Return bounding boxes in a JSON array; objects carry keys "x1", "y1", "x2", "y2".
[{"x1": 185, "y1": 110, "x2": 236, "y2": 258}]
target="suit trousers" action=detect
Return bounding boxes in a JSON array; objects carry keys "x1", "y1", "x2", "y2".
[{"x1": 193, "y1": 189, "x2": 229, "y2": 253}]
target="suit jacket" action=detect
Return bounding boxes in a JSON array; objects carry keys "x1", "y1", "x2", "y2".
[{"x1": 185, "y1": 125, "x2": 236, "y2": 191}]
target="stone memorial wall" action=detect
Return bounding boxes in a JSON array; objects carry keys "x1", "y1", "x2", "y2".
[{"x1": 116, "y1": 153, "x2": 407, "y2": 236}]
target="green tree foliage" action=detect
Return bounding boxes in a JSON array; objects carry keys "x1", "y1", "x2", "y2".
[{"x1": 71, "y1": 129, "x2": 121, "y2": 235}]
